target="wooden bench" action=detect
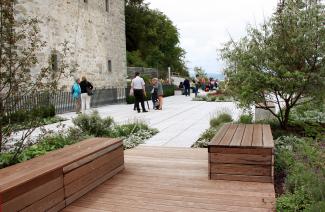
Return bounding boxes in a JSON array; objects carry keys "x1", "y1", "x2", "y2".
[
  {"x1": 0, "y1": 137, "x2": 124, "y2": 212},
  {"x1": 208, "y1": 124, "x2": 274, "y2": 183}
]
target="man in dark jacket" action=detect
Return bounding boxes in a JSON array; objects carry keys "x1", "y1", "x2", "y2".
[{"x1": 183, "y1": 78, "x2": 190, "y2": 96}]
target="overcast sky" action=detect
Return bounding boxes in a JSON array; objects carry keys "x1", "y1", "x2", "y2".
[{"x1": 145, "y1": 0, "x2": 279, "y2": 76}]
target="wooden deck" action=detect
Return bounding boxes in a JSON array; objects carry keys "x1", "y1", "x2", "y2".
[{"x1": 63, "y1": 146, "x2": 275, "y2": 212}]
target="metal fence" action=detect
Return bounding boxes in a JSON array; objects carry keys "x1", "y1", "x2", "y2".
[
  {"x1": 5, "y1": 88, "x2": 126, "y2": 115},
  {"x1": 127, "y1": 67, "x2": 159, "y2": 78}
]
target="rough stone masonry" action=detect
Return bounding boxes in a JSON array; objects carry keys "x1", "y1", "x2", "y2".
[{"x1": 15, "y1": 0, "x2": 127, "y2": 91}]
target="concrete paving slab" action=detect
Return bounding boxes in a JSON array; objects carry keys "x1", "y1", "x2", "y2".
[{"x1": 9, "y1": 95, "x2": 243, "y2": 148}]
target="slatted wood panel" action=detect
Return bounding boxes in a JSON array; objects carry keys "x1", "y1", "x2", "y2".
[
  {"x1": 0, "y1": 138, "x2": 123, "y2": 212},
  {"x1": 209, "y1": 124, "x2": 274, "y2": 183},
  {"x1": 63, "y1": 147, "x2": 275, "y2": 212}
]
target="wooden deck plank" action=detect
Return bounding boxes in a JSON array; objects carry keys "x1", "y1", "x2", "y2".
[
  {"x1": 252, "y1": 124, "x2": 263, "y2": 147},
  {"x1": 262, "y1": 125, "x2": 274, "y2": 148},
  {"x1": 64, "y1": 147, "x2": 275, "y2": 212},
  {"x1": 241, "y1": 124, "x2": 254, "y2": 146},
  {"x1": 229, "y1": 124, "x2": 246, "y2": 146},
  {"x1": 219, "y1": 124, "x2": 238, "y2": 146}
]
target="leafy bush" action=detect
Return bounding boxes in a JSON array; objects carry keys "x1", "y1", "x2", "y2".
[
  {"x1": 1, "y1": 113, "x2": 159, "y2": 169},
  {"x1": 0, "y1": 130, "x2": 91, "y2": 169},
  {"x1": 239, "y1": 114, "x2": 253, "y2": 124},
  {"x1": 210, "y1": 113, "x2": 233, "y2": 128},
  {"x1": 72, "y1": 111, "x2": 114, "y2": 137},
  {"x1": 110, "y1": 121, "x2": 150, "y2": 137},
  {"x1": 123, "y1": 128, "x2": 158, "y2": 149},
  {"x1": 275, "y1": 136, "x2": 325, "y2": 211},
  {"x1": 163, "y1": 85, "x2": 176, "y2": 97},
  {"x1": 3, "y1": 105, "x2": 56, "y2": 125},
  {"x1": 192, "y1": 128, "x2": 218, "y2": 148}
]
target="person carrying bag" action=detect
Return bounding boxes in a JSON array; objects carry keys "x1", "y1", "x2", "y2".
[{"x1": 79, "y1": 76, "x2": 93, "y2": 114}]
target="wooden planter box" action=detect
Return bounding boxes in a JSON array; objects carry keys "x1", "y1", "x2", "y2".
[
  {"x1": 208, "y1": 124, "x2": 274, "y2": 183},
  {"x1": 0, "y1": 138, "x2": 124, "y2": 212}
]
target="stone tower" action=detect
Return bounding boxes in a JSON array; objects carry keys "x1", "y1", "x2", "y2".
[{"x1": 15, "y1": 0, "x2": 127, "y2": 89}]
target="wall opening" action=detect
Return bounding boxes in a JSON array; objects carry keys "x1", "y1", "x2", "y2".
[{"x1": 108, "y1": 60, "x2": 112, "y2": 72}]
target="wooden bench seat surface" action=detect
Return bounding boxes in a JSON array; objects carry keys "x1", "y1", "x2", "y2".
[
  {"x1": 0, "y1": 137, "x2": 122, "y2": 193},
  {"x1": 209, "y1": 124, "x2": 274, "y2": 148}
]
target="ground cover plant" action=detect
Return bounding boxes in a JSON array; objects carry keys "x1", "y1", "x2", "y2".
[
  {"x1": 0, "y1": 111, "x2": 158, "y2": 169},
  {"x1": 275, "y1": 136, "x2": 325, "y2": 211},
  {"x1": 191, "y1": 113, "x2": 233, "y2": 148}
]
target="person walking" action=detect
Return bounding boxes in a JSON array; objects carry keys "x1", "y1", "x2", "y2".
[
  {"x1": 131, "y1": 72, "x2": 148, "y2": 113},
  {"x1": 183, "y1": 78, "x2": 190, "y2": 96},
  {"x1": 153, "y1": 78, "x2": 164, "y2": 110},
  {"x1": 79, "y1": 76, "x2": 93, "y2": 114},
  {"x1": 194, "y1": 75, "x2": 199, "y2": 97},
  {"x1": 71, "y1": 77, "x2": 81, "y2": 114}
]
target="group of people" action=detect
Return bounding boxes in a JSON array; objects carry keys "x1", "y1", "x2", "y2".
[
  {"x1": 179, "y1": 75, "x2": 219, "y2": 97},
  {"x1": 130, "y1": 72, "x2": 164, "y2": 113},
  {"x1": 71, "y1": 76, "x2": 93, "y2": 114}
]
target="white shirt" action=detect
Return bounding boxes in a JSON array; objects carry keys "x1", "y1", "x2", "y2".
[{"x1": 131, "y1": 76, "x2": 145, "y2": 89}]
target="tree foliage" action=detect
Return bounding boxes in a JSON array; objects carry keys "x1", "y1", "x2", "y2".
[
  {"x1": 194, "y1": 66, "x2": 207, "y2": 78},
  {"x1": 221, "y1": 0, "x2": 325, "y2": 129},
  {"x1": 0, "y1": 0, "x2": 75, "y2": 153},
  {"x1": 125, "y1": 0, "x2": 188, "y2": 77}
]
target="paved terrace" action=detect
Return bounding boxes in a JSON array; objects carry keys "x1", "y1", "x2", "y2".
[{"x1": 59, "y1": 95, "x2": 243, "y2": 147}]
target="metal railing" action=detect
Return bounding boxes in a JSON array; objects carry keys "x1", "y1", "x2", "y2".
[{"x1": 4, "y1": 88, "x2": 126, "y2": 115}]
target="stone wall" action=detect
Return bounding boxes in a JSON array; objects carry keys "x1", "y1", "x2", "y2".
[{"x1": 15, "y1": 0, "x2": 127, "y2": 89}]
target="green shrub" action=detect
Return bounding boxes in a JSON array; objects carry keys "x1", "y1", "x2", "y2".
[
  {"x1": 4, "y1": 105, "x2": 56, "y2": 125},
  {"x1": 123, "y1": 128, "x2": 158, "y2": 149},
  {"x1": 275, "y1": 136, "x2": 325, "y2": 211},
  {"x1": 210, "y1": 113, "x2": 233, "y2": 128},
  {"x1": 72, "y1": 111, "x2": 114, "y2": 137},
  {"x1": 163, "y1": 85, "x2": 176, "y2": 97},
  {"x1": 218, "y1": 96, "x2": 225, "y2": 101},
  {"x1": 110, "y1": 121, "x2": 150, "y2": 137},
  {"x1": 239, "y1": 114, "x2": 253, "y2": 124}
]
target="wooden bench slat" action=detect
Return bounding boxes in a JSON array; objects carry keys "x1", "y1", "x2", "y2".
[
  {"x1": 64, "y1": 155, "x2": 124, "y2": 197},
  {"x1": 229, "y1": 124, "x2": 245, "y2": 146},
  {"x1": 2, "y1": 176, "x2": 63, "y2": 212},
  {"x1": 210, "y1": 164, "x2": 272, "y2": 176},
  {"x1": 209, "y1": 147, "x2": 273, "y2": 155},
  {"x1": 241, "y1": 124, "x2": 254, "y2": 146},
  {"x1": 210, "y1": 153, "x2": 272, "y2": 165},
  {"x1": 210, "y1": 174, "x2": 273, "y2": 183},
  {"x1": 0, "y1": 138, "x2": 121, "y2": 194},
  {"x1": 219, "y1": 124, "x2": 238, "y2": 146},
  {"x1": 210, "y1": 124, "x2": 230, "y2": 145},
  {"x1": 64, "y1": 146, "x2": 123, "y2": 185},
  {"x1": 262, "y1": 125, "x2": 274, "y2": 148},
  {"x1": 2, "y1": 169, "x2": 62, "y2": 203},
  {"x1": 252, "y1": 124, "x2": 263, "y2": 147},
  {"x1": 20, "y1": 188, "x2": 65, "y2": 212}
]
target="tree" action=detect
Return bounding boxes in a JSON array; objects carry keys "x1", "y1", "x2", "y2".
[
  {"x1": 125, "y1": 1, "x2": 188, "y2": 77},
  {"x1": 221, "y1": 0, "x2": 325, "y2": 129},
  {"x1": 194, "y1": 66, "x2": 207, "y2": 78},
  {"x1": 0, "y1": 0, "x2": 75, "y2": 153}
]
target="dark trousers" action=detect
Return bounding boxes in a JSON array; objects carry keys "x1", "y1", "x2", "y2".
[
  {"x1": 134, "y1": 89, "x2": 146, "y2": 111},
  {"x1": 184, "y1": 87, "x2": 190, "y2": 96}
]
